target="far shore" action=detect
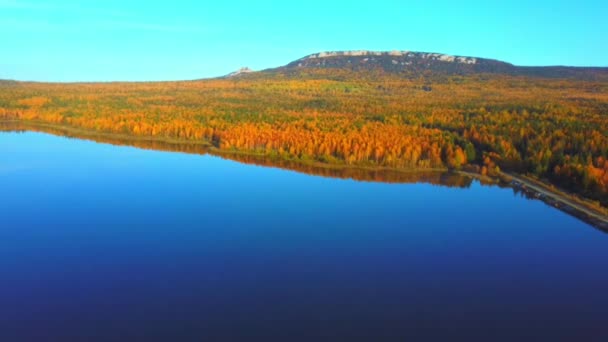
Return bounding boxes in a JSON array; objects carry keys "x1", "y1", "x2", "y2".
[{"x1": 2, "y1": 119, "x2": 607, "y2": 232}]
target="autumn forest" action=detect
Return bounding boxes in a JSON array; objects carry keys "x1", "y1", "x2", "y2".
[{"x1": 1, "y1": 67, "x2": 607, "y2": 206}]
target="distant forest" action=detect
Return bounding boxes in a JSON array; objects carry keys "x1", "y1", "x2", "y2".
[{"x1": 1, "y1": 68, "x2": 607, "y2": 205}]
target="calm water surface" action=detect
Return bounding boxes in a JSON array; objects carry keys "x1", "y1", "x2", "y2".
[{"x1": 1, "y1": 131, "x2": 607, "y2": 341}]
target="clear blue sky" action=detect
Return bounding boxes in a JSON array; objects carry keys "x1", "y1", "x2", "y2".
[{"x1": 1, "y1": 0, "x2": 606, "y2": 82}]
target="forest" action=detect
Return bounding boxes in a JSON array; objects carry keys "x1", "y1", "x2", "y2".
[{"x1": 1, "y1": 68, "x2": 607, "y2": 206}]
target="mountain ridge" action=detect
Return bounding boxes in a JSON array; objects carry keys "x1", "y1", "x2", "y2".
[{"x1": 257, "y1": 50, "x2": 608, "y2": 80}]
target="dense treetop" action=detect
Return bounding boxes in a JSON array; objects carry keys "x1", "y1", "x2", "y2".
[{"x1": 1, "y1": 61, "x2": 607, "y2": 206}]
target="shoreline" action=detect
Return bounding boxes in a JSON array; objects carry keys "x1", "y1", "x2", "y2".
[
  {"x1": 502, "y1": 173, "x2": 608, "y2": 232},
  {"x1": 2, "y1": 119, "x2": 607, "y2": 232},
  {"x1": 0, "y1": 119, "x2": 450, "y2": 175}
]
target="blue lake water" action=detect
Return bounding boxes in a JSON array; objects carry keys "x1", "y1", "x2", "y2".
[{"x1": 0, "y1": 131, "x2": 607, "y2": 341}]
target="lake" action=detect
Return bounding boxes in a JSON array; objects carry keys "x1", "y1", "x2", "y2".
[{"x1": 1, "y1": 130, "x2": 607, "y2": 341}]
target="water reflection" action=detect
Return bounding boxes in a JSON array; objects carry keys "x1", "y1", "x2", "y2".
[
  {"x1": 1, "y1": 125, "x2": 607, "y2": 341},
  {"x1": 3, "y1": 120, "x2": 606, "y2": 233},
  {"x1": 0, "y1": 121, "x2": 475, "y2": 187}
]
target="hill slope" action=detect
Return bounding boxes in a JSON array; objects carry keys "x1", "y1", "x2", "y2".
[{"x1": 266, "y1": 50, "x2": 608, "y2": 80}]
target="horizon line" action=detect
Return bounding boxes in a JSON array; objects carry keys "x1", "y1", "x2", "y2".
[{"x1": 3, "y1": 49, "x2": 608, "y2": 84}]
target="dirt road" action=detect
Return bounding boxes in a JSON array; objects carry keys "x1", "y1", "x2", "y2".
[{"x1": 505, "y1": 172, "x2": 608, "y2": 231}]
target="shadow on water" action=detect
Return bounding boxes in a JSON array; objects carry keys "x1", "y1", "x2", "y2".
[
  {"x1": 5, "y1": 120, "x2": 607, "y2": 234},
  {"x1": 0, "y1": 121, "x2": 476, "y2": 188}
]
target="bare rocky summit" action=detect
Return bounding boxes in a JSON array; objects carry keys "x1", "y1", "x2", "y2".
[
  {"x1": 276, "y1": 50, "x2": 608, "y2": 79},
  {"x1": 222, "y1": 50, "x2": 608, "y2": 80}
]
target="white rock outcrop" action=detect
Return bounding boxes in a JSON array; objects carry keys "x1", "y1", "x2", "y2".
[
  {"x1": 226, "y1": 67, "x2": 254, "y2": 77},
  {"x1": 302, "y1": 50, "x2": 477, "y2": 65}
]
